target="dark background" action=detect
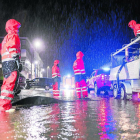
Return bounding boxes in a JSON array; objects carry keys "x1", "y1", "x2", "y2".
[{"x1": 0, "y1": 0, "x2": 139, "y2": 77}]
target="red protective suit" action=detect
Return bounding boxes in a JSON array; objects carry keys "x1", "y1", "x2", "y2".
[
  {"x1": 0, "y1": 43, "x2": 1, "y2": 55},
  {"x1": 128, "y1": 20, "x2": 140, "y2": 37},
  {"x1": 0, "y1": 19, "x2": 21, "y2": 111},
  {"x1": 73, "y1": 51, "x2": 88, "y2": 98},
  {"x1": 52, "y1": 60, "x2": 61, "y2": 96}
]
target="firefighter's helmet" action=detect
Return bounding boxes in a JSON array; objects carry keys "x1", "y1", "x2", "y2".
[
  {"x1": 76, "y1": 51, "x2": 84, "y2": 59},
  {"x1": 128, "y1": 20, "x2": 136, "y2": 29},
  {"x1": 5, "y1": 19, "x2": 21, "y2": 33}
]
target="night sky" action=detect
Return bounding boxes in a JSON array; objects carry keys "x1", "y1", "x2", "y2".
[{"x1": 0, "y1": 0, "x2": 140, "y2": 76}]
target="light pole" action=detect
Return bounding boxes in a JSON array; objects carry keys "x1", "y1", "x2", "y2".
[
  {"x1": 41, "y1": 68, "x2": 45, "y2": 77},
  {"x1": 34, "y1": 61, "x2": 38, "y2": 78},
  {"x1": 33, "y1": 39, "x2": 44, "y2": 78},
  {"x1": 25, "y1": 60, "x2": 31, "y2": 79},
  {"x1": 47, "y1": 66, "x2": 50, "y2": 78}
]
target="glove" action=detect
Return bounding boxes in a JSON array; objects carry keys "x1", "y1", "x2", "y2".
[{"x1": 19, "y1": 63, "x2": 22, "y2": 72}]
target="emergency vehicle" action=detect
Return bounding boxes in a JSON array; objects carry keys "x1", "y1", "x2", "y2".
[
  {"x1": 62, "y1": 75, "x2": 75, "y2": 89},
  {"x1": 110, "y1": 36, "x2": 140, "y2": 100},
  {"x1": 87, "y1": 69, "x2": 111, "y2": 95}
]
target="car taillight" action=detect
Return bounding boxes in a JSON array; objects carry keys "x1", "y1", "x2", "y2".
[{"x1": 138, "y1": 93, "x2": 140, "y2": 98}]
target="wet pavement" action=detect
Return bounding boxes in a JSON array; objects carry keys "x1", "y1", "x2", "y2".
[
  {"x1": 12, "y1": 88, "x2": 101, "y2": 104},
  {"x1": 1, "y1": 89, "x2": 140, "y2": 140}
]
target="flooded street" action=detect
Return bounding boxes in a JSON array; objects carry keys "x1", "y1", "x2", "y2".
[{"x1": 0, "y1": 89, "x2": 140, "y2": 140}]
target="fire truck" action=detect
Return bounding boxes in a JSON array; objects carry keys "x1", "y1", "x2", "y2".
[{"x1": 110, "y1": 36, "x2": 140, "y2": 100}]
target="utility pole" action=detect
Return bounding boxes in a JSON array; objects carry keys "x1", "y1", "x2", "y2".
[{"x1": 47, "y1": 66, "x2": 50, "y2": 78}]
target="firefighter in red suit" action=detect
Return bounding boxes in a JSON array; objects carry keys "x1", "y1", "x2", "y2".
[
  {"x1": 0, "y1": 19, "x2": 22, "y2": 111},
  {"x1": 0, "y1": 43, "x2": 1, "y2": 53},
  {"x1": 128, "y1": 20, "x2": 140, "y2": 37},
  {"x1": 73, "y1": 51, "x2": 88, "y2": 98},
  {"x1": 52, "y1": 60, "x2": 61, "y2": 96}
]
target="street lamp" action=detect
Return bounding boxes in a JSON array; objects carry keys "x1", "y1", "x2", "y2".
[
  {"x1": 35, "y1": 61, "x2": 38, "y2": 64},
  {"x1": 34, "y1": 61, "x2": 38, "y2": 78},
  {"x1": 47, "y1": 66, "x2": 50, "y2": 78},
  {"x1": 40, "y1": 68, "x2": 45, "y2": 77},
  {"x1": 33, "y1": 39, "x2": 44, "y2": 78},
  {"x1": 33, "y1": 39, "x2": 43, "y2": 49}
]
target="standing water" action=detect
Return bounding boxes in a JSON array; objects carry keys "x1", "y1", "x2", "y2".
[{"x1": 0, "y1": 95, "x2": 140, "y2": 139}]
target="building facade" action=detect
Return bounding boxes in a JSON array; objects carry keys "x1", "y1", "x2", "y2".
[{"x1": 0, "y1": 37, "x2": 44, "y2": 80}]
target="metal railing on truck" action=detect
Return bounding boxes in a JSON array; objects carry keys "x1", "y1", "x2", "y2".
[
  {"x1": 112, "y1": 36, "x2": 140, "y2": 56},
  {"x1": 111, "y1": 36, "x2": 140, "y2": 68},
  {"x1": 109, "y1": 36, "x2": 140, "y2": 99},
  {"x1": 110, "y1": 36, "x2": 140, "y2": 81}
]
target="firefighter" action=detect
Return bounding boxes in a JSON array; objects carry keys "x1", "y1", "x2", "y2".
[
  {"x1": 128, "y1": 20, "x2": 140, "y2": 37},
  {"x1": 0, "y1": 43, "x2": 1, "y2": 53},
  {"x1": 73, "y1": 51, "x2": 88, "y2": 98},
  {"x1": 52, "y1": 60, "x2": 61, "y2": 96},
  {"x1": 0, "y1": 19, "x2": 22, "y2": 112}
]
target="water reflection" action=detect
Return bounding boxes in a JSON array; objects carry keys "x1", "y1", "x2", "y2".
[
  {"x1": 61, "y1": 89, "x2": 76, "y2": 100},
  {"x1": 15, "y1": 106, "x2": 53, "y2": 139},
  {"x1": 73, "y1": 100, "x2": 88, "y2": 139},
  {"x1": 49, "y1": 103, "x2": 60, "y2": 139},
  {"x1": 112, "y1": 100, "x2": 140, "y2": 139},
  {"x1": 96, "y1": 99, "x2": 117, "y2": 140},
  {"x1": 137, "y1": 104, "x2": 140, "y2": 129},
  {"x1": 1, "y1": 93, "x2": 140, "y2": 139},
  {"x1": 59, "y1": 102, "x2": 76, "y2": 138},
  {"x1": 0, "y1": 112, "x2": 15, "y2": 140}
]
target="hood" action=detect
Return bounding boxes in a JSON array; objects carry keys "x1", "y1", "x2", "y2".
[
  {"x1": 54, "y1": 60, "x2": 59, "y2": 65},
  {"x1": 5, "y1": 19, "x2": 21, "y2": 33},
  {"x1": 76, "y1": 51, "x2": 84, "y2": 59},
  {"x1": 128, "y1": 20, "x2": 136, "y2": 29}
]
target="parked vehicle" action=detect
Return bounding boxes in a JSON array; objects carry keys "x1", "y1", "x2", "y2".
[
  {"x1": 25, "y1": 77, "x2": 53, "y2": 90},
  {"x1": 13, "y1": 73, "x2": 26, "y2": 95},
  {"x1": 18, "y1": 74, "x2": 26, "y2": 89},
  {"x1": 110, "y1": 36, "x2": 140, "y2": 100},
  {"x1": 86, "y1": 69, "x2": 112, "y2": 95}
]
